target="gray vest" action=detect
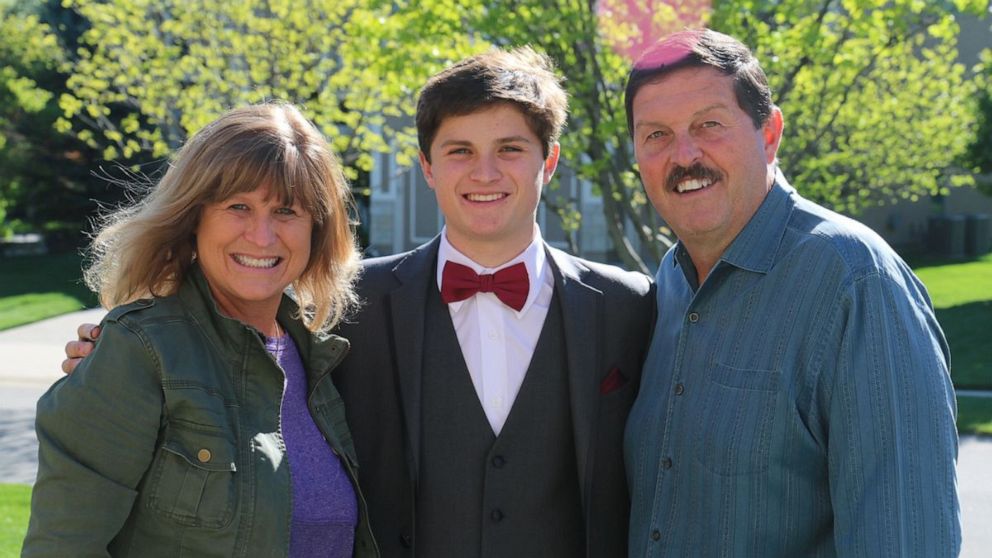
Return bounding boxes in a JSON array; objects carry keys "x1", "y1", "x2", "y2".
[{"x1": 416, "y1": 286, "x2": 584, "y2": 558}]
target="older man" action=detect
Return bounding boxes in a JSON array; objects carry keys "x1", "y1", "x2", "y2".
[{"x1": 623, "y1": 29, "x2": 960, "y2": 557}]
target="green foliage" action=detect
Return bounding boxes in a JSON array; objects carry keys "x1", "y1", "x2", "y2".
[
  {"x1": 0, "y1": 9, "x2": 61, "y2": 237},
  {"x1": 58, "y1": 0, "x2": 480, "y2": 177},
  {"x1": 712, "y1": 0, "x2": 982, "y2": 214},
  {"x1": 456, "y1": 0, "x2": 984, "y2": 270},
  {"x1": 966, "y1": 48, "x2": 992, "y2": 195},
  {"x1": 0, "y1": 2, "x2": 120, "y2": 242},
  {"x1": 45, "y1": 0, "x2": 990, "y2": 271}
]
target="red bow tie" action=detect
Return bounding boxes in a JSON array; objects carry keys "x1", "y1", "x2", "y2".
[{"x1": 440, "y1": 261, "x2": 529, "y2": 311}]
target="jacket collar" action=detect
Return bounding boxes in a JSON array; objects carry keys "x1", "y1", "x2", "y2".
[{"x1": 177, "y1": 263, "x2": 349, "y2": 376}]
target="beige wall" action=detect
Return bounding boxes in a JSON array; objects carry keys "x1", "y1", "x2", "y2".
[{"x1": 851, "y1": 186, "x2": 992, "y2": 254}]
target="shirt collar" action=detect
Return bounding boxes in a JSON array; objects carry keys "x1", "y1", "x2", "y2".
[
  {"x1": 673, "y1": 170, "x2": 795, "y2": 280},
  {"x1": 436, "y1": 226, "x2": 551, "y2": 315}
]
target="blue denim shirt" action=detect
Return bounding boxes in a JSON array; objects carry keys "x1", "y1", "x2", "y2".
[{"x1": 625, "y1": 177, "x2": 960, "y2": 557}]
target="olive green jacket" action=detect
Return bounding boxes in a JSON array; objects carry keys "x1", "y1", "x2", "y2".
[{"x1": 23, "y1": 265, "x2": 378, "y2": 557}]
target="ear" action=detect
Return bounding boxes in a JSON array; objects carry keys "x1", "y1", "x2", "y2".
[
  {"x1": 762, "y1": 107, "x2": 783, "y2": 164},
  {"x1": 418, "y1": 151, "x2": 436, "y2": 190},
  {"x1": 542, "y1": 142, "x2": 561, "y2": 184}
]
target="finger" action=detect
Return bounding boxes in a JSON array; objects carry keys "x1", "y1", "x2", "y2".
[
  {"x1": 61, "y1": 357, "x2": 81, "y2": 375},
  {"x1": 77, "y1": 323, "x2": 101, "y2": 341},
  {"x1": 64, "y1": 339, "x2": 93, "y2": 359}
]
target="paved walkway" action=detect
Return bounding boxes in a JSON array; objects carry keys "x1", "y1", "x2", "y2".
[{"x1": 0, "y1": 308, "x2": 989, "y2": 555}]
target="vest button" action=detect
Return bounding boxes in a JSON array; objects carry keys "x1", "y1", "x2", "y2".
[
  {"x1": 400, "y1": 534, "x2": 413, "y2": 548},
  {"x1": 197, "y1": 448, "x2": 212, "y2": 463},
  {"x1": 490, "y1": 509, "x2": 504, "y2": 522},
  {"x1": 491, "y1": 455, "x2": 506, "y2": 468}
]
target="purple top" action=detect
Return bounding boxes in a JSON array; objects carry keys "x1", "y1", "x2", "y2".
[{"x1": 266, "y1": 333, "x2": 357, "y2": 558}]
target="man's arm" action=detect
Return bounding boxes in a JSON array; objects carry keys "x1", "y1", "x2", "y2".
[
  {"x1": 824, "y1": 269, "x2": 959, "y2": 557},
  {"x1": 61, "y1": 323, "x2": 100, "y2": 374}
]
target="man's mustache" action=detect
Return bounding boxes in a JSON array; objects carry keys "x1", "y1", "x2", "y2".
[{"x1": 666, "y1": 163, "x2": 723, "y2": 191}]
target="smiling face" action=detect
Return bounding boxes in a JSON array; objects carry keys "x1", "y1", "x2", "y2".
[
  {"x1": 632, "y1": 66, "x2": 782, "y2": 267},
  {"x1": 195, "y1": 184, "x2": 313, "y2": 328},
  {"x1": 419, "y1": 103, "x2": 559, "y2": 266}
]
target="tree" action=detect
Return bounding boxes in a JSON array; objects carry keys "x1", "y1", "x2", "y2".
[
  {"x1": 711, "y1": 0, "x2": 984, "y2": 214},
  {"x1": 966, "y1": 48, "x2": 992, "y2": 195},
  {"x1": 57, "y1": 0, "x2": 987, "y2": 270},
  {"x1": 458, "y1": 0, "x2": 985, "y2": 271},
  {"x1": 0, "y1": 3, "x2": 112, "y2": 244},
  {"x1": 57, "y1": 0, "x2": 482, "y2": 177}
]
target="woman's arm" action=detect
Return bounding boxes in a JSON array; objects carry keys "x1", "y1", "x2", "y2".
[{"x1": 23, "y1": 317, "x2": 163, "y2": 557}]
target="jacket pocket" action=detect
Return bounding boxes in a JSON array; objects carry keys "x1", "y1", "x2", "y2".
[
  {"x1": 693, "y1": 363, "x2": 780, "y2": 477},
  {"x1": 147, "y1": 425, "x2": 238, "y2": 528}
]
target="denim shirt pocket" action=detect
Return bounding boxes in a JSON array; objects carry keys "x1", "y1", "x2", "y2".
[
  {"x1": 693, "y1": 362, "x2": 780, "y2": 476},
  {"x1": 147, "y1": 424, "x2": 238, "y2": 528}
]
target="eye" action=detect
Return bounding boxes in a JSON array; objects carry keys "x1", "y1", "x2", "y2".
[
  {"x1": 700, "y1": 120, "x2": 722, "y2": 128},
  {"x1": 447, "y1": 147, "x2": 471, "y2": 155},
  {"x1": 227, "y1": 203, "x2": 249, "y2": 211},
  {"x1": 500, "y1": 144, "x2": 524, "y2": 153},
  {"x1": 645, "y1": 130, "x2": 668, "y2": 142},
  {"x1": 275, "y1": 206, "x2": 298, "y2": 216}
]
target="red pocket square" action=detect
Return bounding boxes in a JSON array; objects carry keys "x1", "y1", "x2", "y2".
[{"x1": 599, "y1": 367, "x2": 628, "y2": 395}]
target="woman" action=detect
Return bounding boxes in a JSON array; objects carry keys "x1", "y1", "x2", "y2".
[{"x1": 23, "y1": 103, "x2": 378, "y2": 557}]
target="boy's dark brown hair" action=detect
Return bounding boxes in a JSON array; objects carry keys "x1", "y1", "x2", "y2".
[{"x1": 416, "y1": 46, "x2": 568, "y2": 161}]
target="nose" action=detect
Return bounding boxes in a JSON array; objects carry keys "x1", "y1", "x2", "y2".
[
  {"x1": 469, "y1": 153, "x2": 502, "y2": 183},
  {"x1": 671, "y1": 133, "x2": 702, "y2": 167},
  {"x1": 244, "y1": 214, "x2": 277, "y2": 246}
]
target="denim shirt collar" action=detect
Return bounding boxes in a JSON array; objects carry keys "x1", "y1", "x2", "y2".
[
  {"x1": 720, "y1": 171, "x2": 795, "y2": 274},
  {"x1": 673, "y1": 170, "x2": 796, "y2": 280}
]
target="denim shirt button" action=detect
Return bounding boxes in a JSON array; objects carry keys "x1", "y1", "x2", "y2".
[
  {"x1": 674, "y1": 383, "x2": 685, "y2": 396},
  {"x1": 662, "y1": 457, "x2": 673, "y2": 470},
  {"x1": 651, "y1": 529, "x2": 662, "y2": 541},
  {"x1": 688, "y1": 312, "x2": 699, "y2": 323}
]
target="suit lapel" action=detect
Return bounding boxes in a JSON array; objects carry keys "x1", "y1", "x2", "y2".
[
  {"x1": 546, "y1": 245, "x2": 603, "y2": 508},
  {"x1": 387, "y1": 237, "x2": 442, "y2": 480}
]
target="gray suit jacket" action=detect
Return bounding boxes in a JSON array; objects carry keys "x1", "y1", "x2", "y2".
[{"x1": 333, "y1": 236, "x2": 655, "y2": 557}]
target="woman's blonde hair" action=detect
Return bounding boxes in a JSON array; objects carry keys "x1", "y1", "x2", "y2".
[{"x1": 84, "y1": 103, "x2": 361, "y2": 332}]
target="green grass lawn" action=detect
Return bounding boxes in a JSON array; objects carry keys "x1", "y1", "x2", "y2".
[
  {"x1": 0, "y1": 483, "x2": 29, "y2": 555},
  {"x1": 910, "y1": 253, "x2": 992, "y2": 436},
  {"x1": 957, "y1": 396, "x2": 992, "y2": 436},
  {"x1": 912, "y1": 253, "x2": 992, "y2": 390},
  {"x1": 0, "y1": 252, "x2": 97, "y2": 331}
]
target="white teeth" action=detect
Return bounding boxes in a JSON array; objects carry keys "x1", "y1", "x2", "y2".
[
  {"x1": 233, "y1": 254, "x2": 279, "y2": 268},
  {"x1": 676, "y1": 178, "x2": 713, "y2": 193},
  {"x1": 466, "y1": 193, "x2": 505, "y2": 202}
]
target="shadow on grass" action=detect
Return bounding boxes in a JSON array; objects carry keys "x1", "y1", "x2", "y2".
[
  {"x1": 936, "y1": 302, "x2": 992, "y2": 390},
  {"x1": 958, "y1": 396, "x2": 992, "y2": 437},
  {"x1": 0, "y1": 253, "x2": 92, "y2": 299},
  {"x1": 0, "y1": 252, "x2": 97, "y2": 331}
]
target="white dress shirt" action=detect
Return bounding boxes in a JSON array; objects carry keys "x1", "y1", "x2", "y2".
[{"x1": 436, "y1": 228, "x2": 554, "y2": 435}]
